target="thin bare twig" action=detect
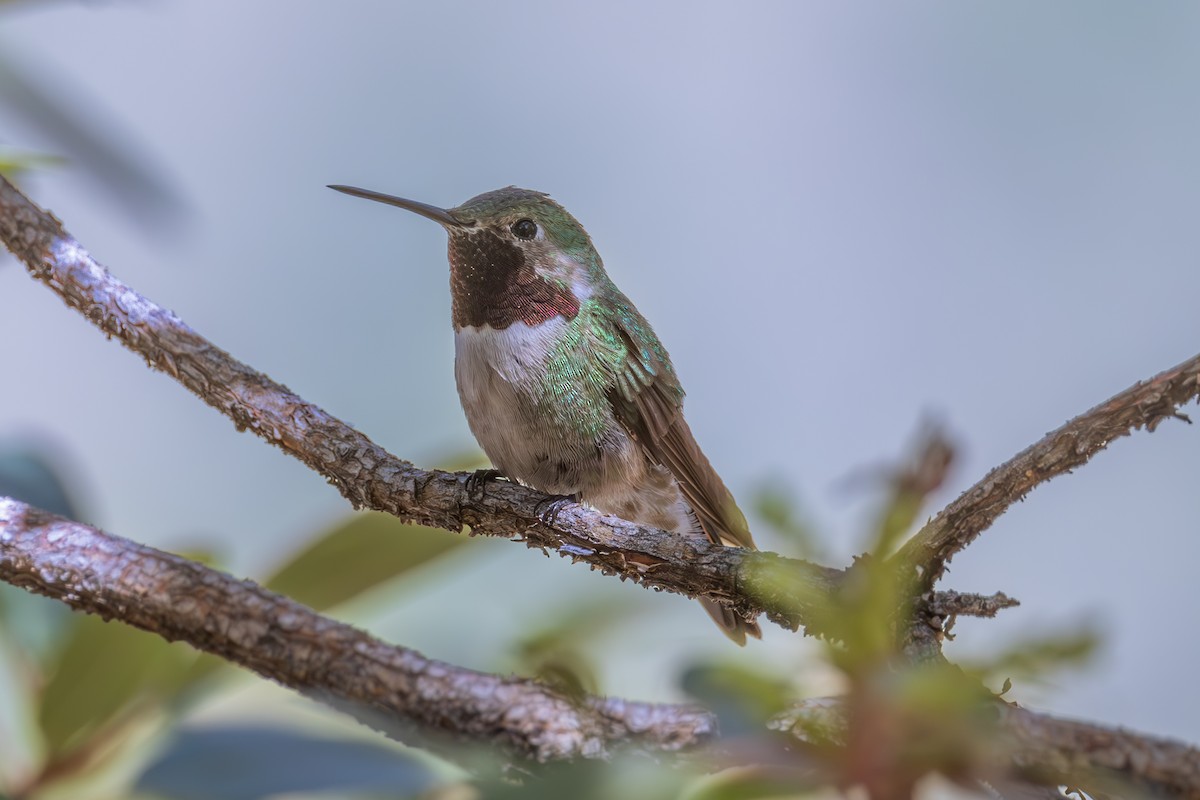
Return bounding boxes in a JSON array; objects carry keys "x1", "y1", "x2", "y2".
[
  {"x1": 927, "y1": 590, "x2": 1020, "y2": 620},
  {"x1": 0, "y1": 497, "x2": 712, "y2": 762},
  {"x1": 894, "y1": 354, "x2": 1200, "y2": 586}
]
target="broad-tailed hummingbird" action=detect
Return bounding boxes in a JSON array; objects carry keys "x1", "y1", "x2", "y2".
[{"x1": 330, "y1": 184, "x2": 760, "y2": 644}]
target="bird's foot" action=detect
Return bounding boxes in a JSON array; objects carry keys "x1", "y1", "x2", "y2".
[
  {"x1": 465, "y1": 468, "x2": 505, "y2": 502},
  {"x1": 535, "y1": 493, "x2": 580, "y2": 527}
]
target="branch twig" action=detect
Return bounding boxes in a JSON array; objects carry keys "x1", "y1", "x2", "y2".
[{"x1": 894, "y1": 354, "x2": 1200, "y2": 585}]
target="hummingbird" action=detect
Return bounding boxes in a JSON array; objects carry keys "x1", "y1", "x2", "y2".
[{"x1": 330, "y1": 184, "x2": 761, "y2": 644}]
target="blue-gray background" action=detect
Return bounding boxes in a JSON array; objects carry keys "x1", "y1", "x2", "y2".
[{"x1": 2, "y1": 1, "x2": 1198, "y2": 742}]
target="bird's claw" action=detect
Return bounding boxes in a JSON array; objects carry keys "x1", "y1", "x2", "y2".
[
  {"x1": 535, "y1": 493, "x2": 579, "y2": 527},
  {"x1": 465, "y1": 468, "x2": 504, "y2": 502}
]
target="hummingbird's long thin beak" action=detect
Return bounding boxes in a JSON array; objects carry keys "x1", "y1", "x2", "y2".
[{"x1": 327, "y1": 185, "x2": 470, "y2": 227}]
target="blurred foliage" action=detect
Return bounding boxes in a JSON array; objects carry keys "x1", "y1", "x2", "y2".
[
  {"x1": 134, "y1": 726, "x2": 437, "y2": 800},
  {"x1": 680, "y1": 662, "x2": 795, "y2": 738},
  {"x1": 0, "y1": 427, "x2": 1108, "y2": 799},
  {"x1": 712, "y1": 428, "x2": 1102, "y2": 799},
  {"x1": 751, "y1": 480, "x2": 826, "y2": 562},
  {"x1": 505, "y1": 598, "x2": 636, "y2": 701},
  {"x1": 265, "y1": 512, "x2": 466, "y2": 613},
  {"x1": 38, "y1": 617, "x2": 194, "y2": 757},
  {"x1": 0, "y1": 440, "x2": 466, "y2": 799},
  {"x1": 0, "y1": 444, "x2": 82, "y2": 521},
  {"x1": 0, "y1": 8, "x2": 184, "y2": 232},
  {"x1": 0, "y1": 147, "x2": 63, "y2": 177}
]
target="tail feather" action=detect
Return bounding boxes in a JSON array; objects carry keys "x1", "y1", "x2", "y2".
[{"x1": 701, "y1": 598, "x2": 762, "y2": 646}]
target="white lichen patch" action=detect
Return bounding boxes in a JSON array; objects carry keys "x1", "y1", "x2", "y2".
[
  {"x1": 50, "y1": 237, "x2": 91, "y2": 272},
  {"x1": 0, "y1": 497, "x2": 21, "y2": 518}
]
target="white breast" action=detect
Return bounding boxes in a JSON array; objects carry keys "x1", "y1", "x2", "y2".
[
  {"x1": 452, "y1": 320, "x2": 683, "y2": 522},
  {"x1": 454, "y1": 319, "x2": 566, "y2": 392},
  {"x1": 453, "y1": 320, "x2": 568, "y2": 489}
]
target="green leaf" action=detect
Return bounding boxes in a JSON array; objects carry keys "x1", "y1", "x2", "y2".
[
  {"x1": 683, "y1": 766, "x2": 818, "y2": 800},
  {"x1": 265, "y1": 511, "x2": 466, "y2": 613},
  {"x1": 135, "y1": 726, "x2": 439, "y2": 800},
  {"x1": 431, "y1": 449, "x2": 490, "y2": 472},
  {"x1": 38, "y1": 615, "x2": 196, "y2": 757},
  {"x1": 680, "y1": 661, "x2": 793, "y2": 736},
  {"x1": 0, "y1": 445, "x2": 88, "y2": 661},
  {"x1": 750, "y1": 480, "x2": 825, "y2": 561},
  {"x1": 0, "y1": 147, "x2": 64, "y2": 177},
  {"x1": 968, "y1": 626, "x2": 1101, "y2": 686},
  {"x1": 507, "y1": 598, "x2": 634, "y2": 699}
]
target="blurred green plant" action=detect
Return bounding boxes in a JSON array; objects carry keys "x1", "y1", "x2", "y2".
[
  {"x1": 677, "y1": 429, "x2": 1102, "y2": 799},
  {"x1": 751, "y1": 479, "x2": 825, "y2": 562},
  {"x1": 505, "y1": 599, "x2": 636, "y2": 702},
  {"x1": 0, "y1": 441, "x2": 476, "y2": 799},
  {"x1": 0, "y1": 147, "x2": 63, "y2": 177},
  {"x1": 0, "y1": 3, "x2": 184, "y2": 231},
  {"x1": 0, "y1": 432, "x2": 1105, "y2": 799}
]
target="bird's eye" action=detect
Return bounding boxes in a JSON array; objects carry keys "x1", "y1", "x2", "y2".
[{"x1": 511, "y1": 218, "x2": 538, "y2": 240}]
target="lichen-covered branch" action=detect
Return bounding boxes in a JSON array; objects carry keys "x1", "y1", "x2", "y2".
[
  {"x1": 0, "y1": 497, "x2": 712, "y2": 762},
  {"x1": 894, "y1": 352, "x2": 1200, "y2": 586}
]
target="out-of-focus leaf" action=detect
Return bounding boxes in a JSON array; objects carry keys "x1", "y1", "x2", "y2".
[
  {"x1": 967, "y1": 626, "x2": 1101, "y2": 687},
  {"x1": 0, "y1": 49, "x2": 185, "y2": 233},
  {"x1": 683, "y1": 765, "x2": 819, "y2": 800},
  {"x1": 0, "y1": 444, "x2": 83, "y2": 519},
  {"x1": 38, "y1": 615, "x2": 196, "y2": 757},
  {"x1": 0, "y1": 636, "x2": 41, "y2": 786},
  {"x1": 680, "y1": 662, "x2": 793, "y2": 737},
  {"x1": 0, "y1": 443, "x2": 86, "y2": 657},
  {"x1": 432, "y1": 450, "x2": 490, "y2": 472},
  {"x1": 0, "y1": 146, "x2": 64, "y2": 176},
  {"x1": 508, "y1": 599, "x2": 635, "y2": 699},
  {"x1": 477, "y1": 759, "x2": 681, "y2": 800},
  {"x1": 750, "y1": 480, "x2": 825, "y2": 561},
  {"x1": 872, "y1": 425, "x2": 954, "y2": 558},
  {"x1": 265, "y1": 511, "x2": 466, "y2": 613},
  {"x1": 0, "y1": 586, "x2": 74, "y2": 665},
  {"x1": 135, "y1": 726, "x2": 439, "y2": 800},
  {"x1": 514, "y1": 599, "x2": 633, "y2": 658}
]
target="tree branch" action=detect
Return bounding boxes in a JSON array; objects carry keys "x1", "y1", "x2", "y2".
[
  {"x1": 778, "y1": 699, "x2": 1200, "y2": 799},
  {"x1": 998, "y1": 705, "x2": 1200, "y2": 799},
  {"x1": 0, "y1": 497, "x2": 712, "y2": 762},
  {"x1": 894, "y1": 352, "x2": 1200, "y2": 586}
]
